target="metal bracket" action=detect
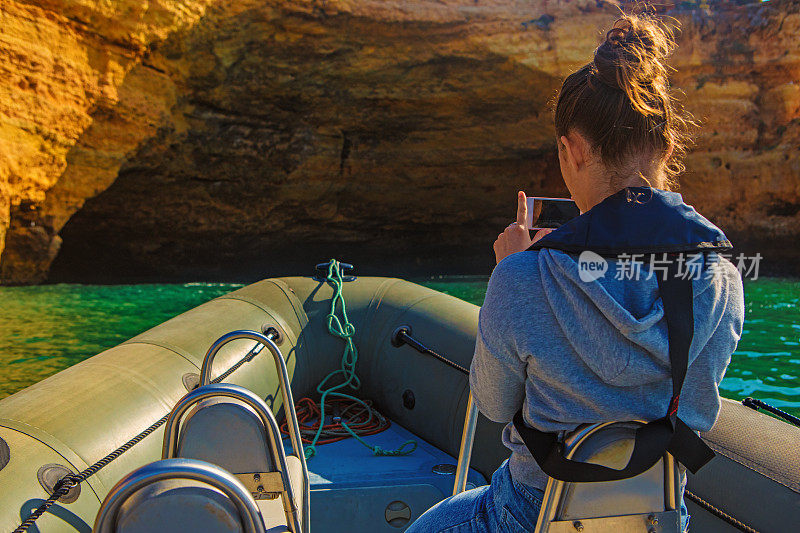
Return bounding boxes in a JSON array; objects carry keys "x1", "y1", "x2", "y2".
[
  {"x1": 261, "y1": 324, "x2": 285, "y2": 346},
  {"x1": 546, "y1": 510, "x2": 680, "y2": 532},
  {"x1": 234, "y1": 472, "x2": 285, "y2": 500},
  {"x1": 313, "y1": 261, "x2": 356, "y2": 282}
]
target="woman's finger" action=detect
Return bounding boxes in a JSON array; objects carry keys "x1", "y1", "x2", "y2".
[
  {"x1": 532, "y1": 228, "x2": 554, "y2": 243},
  {"x1": 516, "y1": 191, "x2": 528, "y2": 228}
]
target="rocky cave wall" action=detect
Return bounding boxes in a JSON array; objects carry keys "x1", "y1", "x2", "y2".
[{"x1": 1, "y1": 0, "x2": 798, "y2": 283}]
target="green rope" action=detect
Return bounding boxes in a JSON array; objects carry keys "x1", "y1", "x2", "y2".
[{"x1": 304, "y1": 259, "x2": 417, "y2": 460}]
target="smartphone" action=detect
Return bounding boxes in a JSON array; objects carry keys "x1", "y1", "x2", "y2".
[{"x1": 526, "y1": 197, "x2": 580, "y2": 230}]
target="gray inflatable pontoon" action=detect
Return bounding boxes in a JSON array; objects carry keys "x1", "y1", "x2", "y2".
[{"x1": 0, "y1": 275, "x2": 797, "y2": 532}]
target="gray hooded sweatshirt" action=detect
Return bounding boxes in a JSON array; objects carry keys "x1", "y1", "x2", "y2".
[{"x1": 469, "y1": 248, "x2": 745, "y2": 489}]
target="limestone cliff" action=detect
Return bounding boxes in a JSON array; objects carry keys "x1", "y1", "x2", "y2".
[{"x1": 1, "y1": 0, "x2": 798, "y2": 283}]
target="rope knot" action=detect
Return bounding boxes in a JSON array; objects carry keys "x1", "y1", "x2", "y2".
[
  {"x1": 304, "y1": 446, "x2": 317, "y2": 460},
  {"x1": 53, "y1": 475, "x2": 80, "y2": 497}
]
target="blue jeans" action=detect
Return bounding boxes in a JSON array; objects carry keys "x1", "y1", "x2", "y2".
[
  {"x1": 407, "y1": 461, "x2": 544, "y2": 532},
  {"x1": 407, "y1": 461, "x2": 690, "y2": 532}
]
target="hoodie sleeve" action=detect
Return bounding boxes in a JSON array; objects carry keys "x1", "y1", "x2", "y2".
[{"x1": 469, "y1": 255, "x2": 528, "y2": 423}]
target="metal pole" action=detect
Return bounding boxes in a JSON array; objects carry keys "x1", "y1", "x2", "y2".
[
  {"x1": 453, "y1": 393, "x2": 479, "y2": 495},
  {"x1": 197, "y1": 330, "x2": 310, "y2": 533}
]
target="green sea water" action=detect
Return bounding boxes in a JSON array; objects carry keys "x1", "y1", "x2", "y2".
[{"x1": 0, "y1": 278, "x2": 798, "y2": 416}]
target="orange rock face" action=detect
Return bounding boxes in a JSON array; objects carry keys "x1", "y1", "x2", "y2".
[
  {"x1": 0, "y1": 0, "x2": 214, "y2": 282},
  {"x1": 0, "y1": 0, "x2": 798, "y2": 283}
]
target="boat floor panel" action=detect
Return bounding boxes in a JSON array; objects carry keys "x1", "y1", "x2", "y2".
[
  {"x1": 286, "y1": 420, "x2": 486, "y2": 492},
  {"x1": 284, "y1": 420, "x2": 487, "y2": 532}
]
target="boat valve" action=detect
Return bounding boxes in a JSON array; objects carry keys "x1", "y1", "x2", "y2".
[{"x1": 261, "y1": 324, "x2": 284, "y2": 346}]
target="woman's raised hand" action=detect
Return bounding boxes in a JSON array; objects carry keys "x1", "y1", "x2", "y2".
[
  {"x1": 493, "y1": 191, "x2": 553, "y2": 264},
  {"x1": 493, "y1": 191, "x2": 532, "y2": 264}
]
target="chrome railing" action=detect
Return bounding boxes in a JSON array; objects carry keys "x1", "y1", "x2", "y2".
[
  {"x1": 453, "y1": 393, "x2": 479, "y2": 496},
  {"x1": 198, "y1": 329, "x2": 310, "y2": 532},
  {"x1": 162, "y1": 383, "x2": 303, "y2": 533},
  {"x1": 94, "y1": 458, "x2": 266, "y2": 533},
  {"x1": 534, "y1": 420, "x2": 680, "y2": 533}
]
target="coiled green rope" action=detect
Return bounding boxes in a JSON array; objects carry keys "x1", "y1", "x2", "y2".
[{"x1": 304, "y1": 259, "x2": 417, "y2": 460}]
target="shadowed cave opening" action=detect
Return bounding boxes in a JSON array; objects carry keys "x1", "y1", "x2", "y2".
[{"x1": 47, "y1": 140, "x2": 565, "y2": 284}]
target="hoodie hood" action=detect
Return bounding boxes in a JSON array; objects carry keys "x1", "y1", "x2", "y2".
[
  {"x1": 536, "y1": 249, "x2": 727, "y2": 386},
  {"x1": 526, "y1": 187, "x2": 732, "y2": 386}
]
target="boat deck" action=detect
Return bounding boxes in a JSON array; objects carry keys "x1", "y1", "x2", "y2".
[{"x1": 288, "y1": 420, "x2": 486, "y2": 532}]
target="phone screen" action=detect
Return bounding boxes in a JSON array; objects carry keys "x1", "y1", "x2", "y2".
[{"x1": 526, "y1": 197, "x2": 580, "y2": 229}]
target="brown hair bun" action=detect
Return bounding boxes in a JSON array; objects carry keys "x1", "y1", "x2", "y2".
[
  {"x1": 593, "y1": 16, "x2": 675, "y2": 118},
  {"x1": 554, "y1": 13, "x2": 693, "y2": 190}
]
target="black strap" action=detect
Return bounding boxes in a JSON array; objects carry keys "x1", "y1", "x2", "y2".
[
  {"x1": 659, "y1": 258, "x2": 693, "y2": 422},
  {"x1": 513, "y1": 256, "x2": 715, "y2": 482}
]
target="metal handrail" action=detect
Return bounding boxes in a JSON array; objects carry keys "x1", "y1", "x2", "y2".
[
  {"x1": 198, "y1": 329, "x2": 310, "y2": 531},
  {"x1": 453, "y1": 393, "x2": 480, "y2": 496},
  {"x1": 162, "y1": 383, "x2": 303, "y2": 533},
  {"x1": 199, "y1": 329, "x2": 277, "y2": 388},
  {"x1": 534, "y1": 420, "x2": 679, "y2": 533},
  {"x1": 94, "y1": 458, "x2": 266, "y2": 533}
]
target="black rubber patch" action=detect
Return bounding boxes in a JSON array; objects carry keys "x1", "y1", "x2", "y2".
[
  {"x1": 182, "y1": 373, "x2": 200, "y2": 391},
  {"x1": 0, "y1": 437, "x2": 9, "y2": 472},
  {"x1": 402, "y1": 390, "x2": 415, "y2": 410}
]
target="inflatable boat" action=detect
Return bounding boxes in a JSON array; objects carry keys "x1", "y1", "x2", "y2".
[{"x1": 0, "y1": 263, "x2": 798, "y2": 532}]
